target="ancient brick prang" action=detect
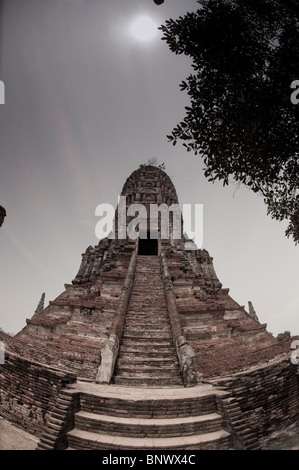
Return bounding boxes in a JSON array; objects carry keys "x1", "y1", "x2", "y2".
[
  {"x1": 0, "y1": 164, "x2": 297, "y2": 450},
  {"x1": 3, "y1": 165, "x2": 294, "y2": 384}
]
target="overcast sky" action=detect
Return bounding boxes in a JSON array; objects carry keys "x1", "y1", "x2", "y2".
[{"x1": 0, "y1": 0, "x2": 298, "y2": 338}]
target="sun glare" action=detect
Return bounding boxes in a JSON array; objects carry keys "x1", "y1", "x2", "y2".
[{"x1": 130, "y1": 16, "x2": 158, "y2": 42}]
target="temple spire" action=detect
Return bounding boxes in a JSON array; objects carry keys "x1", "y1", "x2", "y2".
[
  {"x1": 248, "y1": 301, "x2": 259, "y2": 323},
  {"x1": 32, "y1": 293, "x2": 45, "y2": 318}
]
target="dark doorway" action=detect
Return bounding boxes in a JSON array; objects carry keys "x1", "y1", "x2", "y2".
[{"x1": 138, "y1": 232, "x2": 158, "y2": 255}]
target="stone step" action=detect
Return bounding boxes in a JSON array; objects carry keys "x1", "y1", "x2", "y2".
[
  {"x1": 116, "y1": 356, "x2": 178, "y2": 367},
  {"x1": 114, "y1": 369, "x2": 180, "y2": 380},
  {"x1": 115, "y1": 368, "x2": 181, "y2": 378},
  {"x1": 67, "y1": 427, "x2": 231, "y2": 450},
  {"x1": 116, "y1": 356, "x2": 179, "y2": 367},
  {"x1": 132, "y1": 272, "x2": 162, "y2": 276},
  {"x1": 127, "y1": 308, "x2": 167, "y2": 313},
  {"x1": 134, "y1": 270, "x2": 162, "y2": 275},
  {"x1": 133, "y1": 279, "x2": 163, "y2": 283},
  {"x1": 119, "y1": 344, "x2": 175, "y2": 356},
  {"x1": 119, "y1": 346, "x2": 176, "y2": 356},
  {"x1": 132, "y1": 289, "x2": 164, "y2": 293},
  {"x1": 117, "y1": 348, "x2": 177, "y2": 358},
  {"x1": 123, "y1": 318, "x2": 170, "y2": 327},
  {"x1": 125, "y1": 310, "x2": 168, "y2": 317},
  {"x1": 128, "y1": 306, "x2": 167, "y2": 311},
  {"x1": 125, "y1": 316, "x2": 169, "y2": 323},
  {"x1": 132, "y1": 276, "x2": 163, "y2": 281},
  {"x1": 131, "y1": 283, "x2": 164, "y2": 287},
  {"x1": 74, "y1": 410, "x2": 223, "y2": 437},
  {"x1": 114, "y1": 366, "x2": 180, "y2": 377},
  {"x1": 127, "y1": 309, "x2": 166, "y2": 316},
  {"x1": 78, "y1": 383, "x2": 220, "y2": 418},
  {"x1": 135, "y1": 264, "x2": 161, "y2": 270},
  {"x1": 134, "y1": 271, "x2": 162, "y2": 274},
  {"x1": 123, "y1": 318, "x2": 169, "y2": 327},
  {"x1": 123, "y1": 325, "x2": 170, "y2": 333},
  {"x1": 126, "y1": 308, "x2": 168, "y2": 314},
  {"x1": 133, "y1": 264, "x2": 161, "y2": 268},
  {"x1": 135, "y1": 257, "x2": 160, "y2": 261},
  {"x1": 128, "y1": 303, "x2": 167, "y2": 309},
  {"x1": 121, "y1": 335, "x2": 174, "y2": 344},
  {"x1": 131, "y1": 289, "x2": 164, "y2": 295},
  {"x1": 135, "y1": 264, "x2": 161, "y2": 268},
  {"x1": 122, "y1": 329, "x2": 172, "y2": 339},
  {"x1": 120, "y1": 334, "x2": 175, "y2": 344},
  {"x1": 131, "y1": 282, "x2": 164, "y2": 287},
  {"x1": 111, "y1": 376, "x2": 183, "y2": 387},
  {"x1": 133, "y1": 284, "x2": 163, "y2": 288}
]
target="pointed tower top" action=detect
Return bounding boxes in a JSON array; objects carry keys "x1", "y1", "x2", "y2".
[
  {"x1": 121, "y1": 165, "x2": 179, "y2": 206},
  {"x1": 32, "y1": 293, "x2": 45, "y2": 318}
]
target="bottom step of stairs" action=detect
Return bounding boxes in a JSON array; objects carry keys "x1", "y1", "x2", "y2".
[
  {"x1": 63, "y1": 382, "x2": 233, "y2": 451},
  {"x1": 67, "y1": 427, "x2": 231, "y2": 450}
]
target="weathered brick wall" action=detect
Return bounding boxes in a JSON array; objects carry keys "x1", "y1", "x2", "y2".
[
  {"x1": 0, "y1": 345, "x2": 76, "y2": 437},
  {"x1": 213, "y1": 354, "x2": 299, "y2": 441},
  {"x1": 37, "y1": 388, "x2": 81, "y2": 450},
  {"x1": 11, "y1": 252, "x2": 132, "y2": 381},
  {"x1": 191, "y1": 335, "x2": 292, "y2": 378}
]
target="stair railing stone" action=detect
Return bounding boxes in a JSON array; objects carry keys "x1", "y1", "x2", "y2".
[
  {"x1": 160, "y1": 252, "x2": 202, "y2": 387},
  {"x1": 95, "y1": 249, "x2": 137, "y2": 383}
]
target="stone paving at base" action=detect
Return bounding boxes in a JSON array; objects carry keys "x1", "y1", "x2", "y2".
[{"x1": 0, "y1": 416, "x2": 39, "y2": 450}]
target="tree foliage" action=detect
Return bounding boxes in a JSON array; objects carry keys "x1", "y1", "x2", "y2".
[
  {"x1": 160, "y1": 0, "x2": 299, "y2": 243},
  {"x1": 139, "y1": 158, "x2": 166, "y2": 170},
  {"x1": 276, "y1": 330, "x2": 291, "y2": 341}
]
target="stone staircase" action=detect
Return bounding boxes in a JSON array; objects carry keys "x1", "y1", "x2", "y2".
[
  {"x1": 65, "y1": 382, "x2": 233, "y2": 450},
  {"x1": 112, "y1": 255, "x2": 182, "y2": 387},
  {"x1": 36, "y1": 252, "x2": 256, "y2": 451}
]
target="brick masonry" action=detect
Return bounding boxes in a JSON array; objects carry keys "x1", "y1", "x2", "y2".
[
  {"x1": 0, "y1": 332, "x2": 76, "y2": 438},
  {"x1": 212, "y1": 352, "x2": 299, "y2": 444}
]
